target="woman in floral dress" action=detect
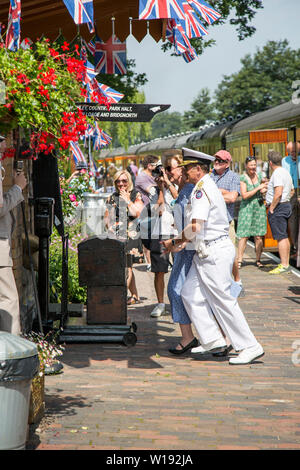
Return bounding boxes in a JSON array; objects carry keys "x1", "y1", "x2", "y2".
[
  {"x1": 236, "y1": 156, "x2": 268, "y2": 268},
  {"x1": 104, "y1": 170, "x2": 144, "y2": 304}
]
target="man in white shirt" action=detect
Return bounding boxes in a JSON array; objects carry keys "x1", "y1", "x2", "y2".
[
  {"x1": 162, "y1": 148, "x2": 264, "y2": 365},
  {"x1": 266, "y1": 150, "x2": 294, "y2": 274}
]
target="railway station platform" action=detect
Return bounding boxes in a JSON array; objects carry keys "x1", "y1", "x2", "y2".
[{"x1": 27, "y1": 244, "x2": 300, "y2": 451}]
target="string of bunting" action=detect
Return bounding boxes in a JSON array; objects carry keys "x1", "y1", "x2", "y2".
[{"x1": 1, "y1": 0, "x2": 221, "y2": 170}]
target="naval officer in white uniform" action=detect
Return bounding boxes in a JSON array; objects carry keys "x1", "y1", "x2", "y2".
[{"x1": 162, "y1": 148, "x2": 264, "y2": 365}]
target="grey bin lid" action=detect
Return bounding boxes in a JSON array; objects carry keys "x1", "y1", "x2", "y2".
[{"x1": 0, "y1": 332, "x2": 38, "y2": 361}]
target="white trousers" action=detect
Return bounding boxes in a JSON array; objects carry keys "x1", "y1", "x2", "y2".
[
  {"x1": 181, "y1": 239, "x2": 258, "y2": 351},
  {"x1": 0, "y1": 267, "x2": 21, "y2": 335}
]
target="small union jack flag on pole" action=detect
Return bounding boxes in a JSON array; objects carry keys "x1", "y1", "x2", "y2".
[
  {"x1": 93, "y1": 125, "x2": 112, "y2": 150},
  {"x1": 98, "y1": 84, "x2": 124, "y2": 104},
  {"x1": 94, "y1": 35, "x2": 127, "y2": 75},
  {"x1": 187, "y1": 0, "x2": 221, "y2": 24},
  {"x1": 70, "y1": 141, "x2": 88, "y2": 166},
  {"x1": 139, "y1": 0, "x2": 186, "y2": 20},
  {"x1": 6, "y1": 0, "x2": 21, "y2": 51},
  {"x1": 166, "y1": 19, "x2": 195, "y2": 56},
  {"x1": 63, "y1": 0, "x2": 94, "y2": 28},
  {"x1": 181, "y1": 46, "x2": 198, "y2": 62}
]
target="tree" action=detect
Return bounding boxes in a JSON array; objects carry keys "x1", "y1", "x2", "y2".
[
  {"x1": 161, "y1": 0, "x2": 264, "y2": 56},
  {"x1": 150, "y1": 111, "x2": 187, "y2": 139},
  {"x1": 214, "y1": 40, "x2": 300, "y2": 119},
  {"x1": 183, "y1": 88, "x2": 216, "y2": 130}
]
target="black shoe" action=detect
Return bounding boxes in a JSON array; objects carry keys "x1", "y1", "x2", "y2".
[
  {"x1": 169, "y1": 337, "x2": 199, "y2": 355},
  {"x1": 212, "y1": 344, "x2": 233, "y2": 357}
]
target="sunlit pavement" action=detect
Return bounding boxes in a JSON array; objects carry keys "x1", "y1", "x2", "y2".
[{"x1": 27, "y1": 245, "x2": 300, "y2": 450}]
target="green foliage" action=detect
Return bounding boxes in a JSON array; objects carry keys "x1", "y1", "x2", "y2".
[
  {"x1": 150, "y1": 111, "x2": 187, "y2": 139},
  {"x1": 59, "y1": 170, "x2": 91, "y2": 219},
  {"x1": 183, "y1": 88, "x2": 216, "y2": 130},
  {"x1": 161, "y1": 0, "x2": 264, "y2": 56},
  {"x1": 50, "y1": 225, "x2": 87, "y2": 304},
  {"x1": 214, "y1": 40, "x2": 300, "y2": 118}
]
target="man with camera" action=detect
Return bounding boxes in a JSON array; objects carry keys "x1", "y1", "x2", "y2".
[{"x1": 0, "y1": 135, "x2": 27, "y2": 335}]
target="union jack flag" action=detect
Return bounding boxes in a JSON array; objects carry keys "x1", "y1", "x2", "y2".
[
  {"x1": 93, "y1": 125, "x2": 112, "y2": 150},
  {"x1": 94, "y1": 35, "x2": 127, "y2": 75},
  {"x1": 83, "y1": 60, "x2": 98, "y2": 84},
  {"x1": 70, "y1": 141, "x2": 87, "y2": 166},
  {"x1": 187, "y1": 0, "x2": 221, "y2": 25},
  {"x1": 100, "y1": 129, "x2": 112, "y2": 146},
  {"x1": 181, "y1": 46, "x2": 198, "y2": 62},
  {"x1": 139, "y1": 0, "x2": 186, "y2": 20},
  {"x1": 6, "y1": 0, "x2": 21, "y2": 52},
  {"x1": 85, "y1": 78, "x2": 110, "y2": 107},
  {"x1": 166, "y1": 19, "x2": 194, "y2": 56},
  {"x1": 181, "y1": 1, "x2": 208, "y2": 38},
  {"x1": 98, "y1": 84, "x2": 124, "y2": 104},
  {"x1": 63, "y1": 0, "x2": 94, "y2": 26}
]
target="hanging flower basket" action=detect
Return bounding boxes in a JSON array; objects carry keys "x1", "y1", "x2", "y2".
[{"x1": 0, "y1": 39, "x2": 109, "y2": 157}]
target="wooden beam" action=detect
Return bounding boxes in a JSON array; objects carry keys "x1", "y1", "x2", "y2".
[{"x1": 0, "y1": 0, "x2": 164, "y2": 42}]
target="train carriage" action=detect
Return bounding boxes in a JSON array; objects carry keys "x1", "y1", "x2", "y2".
[{"x1": 100, "y1": 99, "x2": 299, "y2": 259}]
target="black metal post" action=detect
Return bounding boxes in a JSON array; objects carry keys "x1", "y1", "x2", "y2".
[{"x1": 38, "y1": 236, "x2": 50, "y2": 326}]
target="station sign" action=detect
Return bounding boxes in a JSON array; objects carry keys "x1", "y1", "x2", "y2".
[{"x1": 76, "y1": 103, "x2": 171, "y2": 122}]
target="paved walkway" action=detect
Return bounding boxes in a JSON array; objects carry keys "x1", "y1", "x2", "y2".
[{"x1": 27, "y1": 245, "x2": 300, "y2": 450}]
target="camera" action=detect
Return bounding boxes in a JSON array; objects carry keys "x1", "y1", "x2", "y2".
[
  {"x1": 76, "y1": 162, "x2": 88, "y2": 171},
  {"x1": 152, "y1": 161, "x2": 164, "y2": 178},
  {"x1": 14, "y1": 160, "x2": 24, "y2": 174}
]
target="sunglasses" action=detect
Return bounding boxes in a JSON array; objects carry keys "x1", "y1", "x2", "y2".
[
  {"x1": 245, "y1": 156, "x2": 256, "y2": 163},
  {"x1": 214, "y1": 158, "x2": 227, "y2": 164},
  {"x1": 116, "y1": 179, "x2": 128, "y2": 184}
]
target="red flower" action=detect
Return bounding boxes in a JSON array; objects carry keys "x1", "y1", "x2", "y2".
[
  {"x1": 61, "y1": 41, "x2": 70, "y2": 51},
  {"x1": 49, "y1": 48, "x2": 60, "y2": 59},
  {"x1": 25, "y1": 87, "x2": 31, "y2": 93},
  {"x1": 17, "y1": 73, "x2": 30, "y2": 85}
]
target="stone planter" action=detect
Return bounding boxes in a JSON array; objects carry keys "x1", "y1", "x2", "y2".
[{"x1": 28, "y1": 373, "x2": 45, "y2": 425}]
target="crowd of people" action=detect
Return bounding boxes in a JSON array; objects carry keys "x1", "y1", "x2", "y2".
[
  {"x1": 0, "y1": 131, "x2": 298, "y2": 367},
  {"x1": 100, "y1": 143, "x2": 298, "y2": 365}
]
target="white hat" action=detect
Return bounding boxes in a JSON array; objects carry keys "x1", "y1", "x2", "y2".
[{"x1": 179, "y1": 147, "x2": 215, "y2": 166}]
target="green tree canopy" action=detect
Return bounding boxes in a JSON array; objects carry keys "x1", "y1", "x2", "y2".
[
  {"x1": 183, "y1": 88, "x2": 216, "y2": 130},
  {"x1": 162, "y1": 0, "x2": 264, "y2": 56},
  {"x1": 214, "y1": 40, "x2": 300, "y2": 119},
  {"x1": 150, "y1": 111, "x2": 187, "y2": 139}
]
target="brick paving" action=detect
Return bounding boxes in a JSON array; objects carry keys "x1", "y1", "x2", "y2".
[{"x1": 27, "y1": 245, "x2": 300, "y2": 450}]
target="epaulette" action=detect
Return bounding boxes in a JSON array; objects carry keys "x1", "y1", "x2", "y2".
[{"x1": 194, "y1": 180, "x2": 211, "y2": 204}]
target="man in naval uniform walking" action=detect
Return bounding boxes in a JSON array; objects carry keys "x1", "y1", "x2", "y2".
[{"x1": 162, "y1": 148, "x2": 264, "y2": 365}]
